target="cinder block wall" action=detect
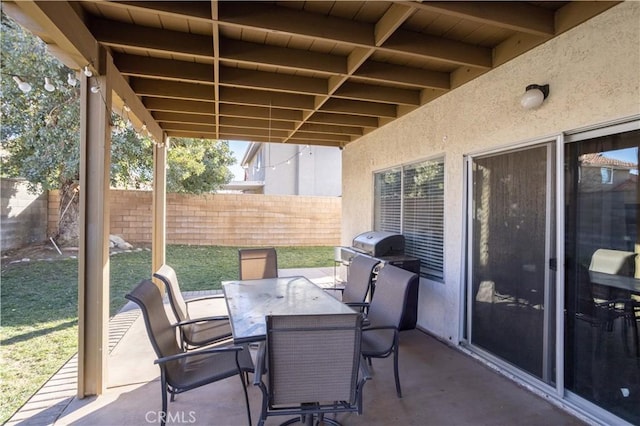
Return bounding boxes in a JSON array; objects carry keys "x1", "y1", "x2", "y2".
[
  {"x1": 1, "y1": 179, "x2": 48, "y2": 251},
  {"x1": 49, "y1": 189, "x2": 341, "y2": 247}
]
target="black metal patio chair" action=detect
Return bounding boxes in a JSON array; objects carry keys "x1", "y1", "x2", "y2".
[
  {"x1": 361, "y1": 264, "x2": 418, "y2": 398},
  {"x1": 253, "y1": 313, "x2": 371, "y2": 426},
  {"x1": 125, "y1": 279, "x2": 253, "y2": 426},
  {"x1": 326, "y1": 254, "x2": 380, "y2": 313}
]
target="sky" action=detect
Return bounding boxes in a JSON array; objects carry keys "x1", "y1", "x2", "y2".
[{"x1": 229, "y1": 141, "x2": 249, "y2": 181}]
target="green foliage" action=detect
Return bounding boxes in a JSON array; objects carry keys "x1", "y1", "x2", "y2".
[
  {"x1": 0, "y1": 245, "x2": 333, "y2": 423},
  {"x1": 167, "y1": 138, "x2": 235, "y2": 193},
  {"x1": 0, "y1": 13, "x2": 80, "y2": 191},
  {"x1": 1, "y1": 13, "x2": 234, "y2": 194}
]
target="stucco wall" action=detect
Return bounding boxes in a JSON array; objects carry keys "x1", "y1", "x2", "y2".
[{"x1": 342, "y1": 2, "x2": 640, "y2": 342}]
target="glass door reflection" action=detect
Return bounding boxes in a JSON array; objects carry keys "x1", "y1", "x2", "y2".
[{"x1": 564, "y1": 129, "x2": 639, "y2": 424}]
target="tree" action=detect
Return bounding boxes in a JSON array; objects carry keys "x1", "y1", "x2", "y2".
[
  {"x1": 1, "y1": 13, "x2": 236, "y2": 245},
  {"x1": 166, "y1": 138, "x2": 235, "y2": 194}
]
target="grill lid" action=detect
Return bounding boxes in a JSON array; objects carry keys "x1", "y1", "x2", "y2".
[{"x1": 351, "y1": 231, "x2": 405, "y2": 257}]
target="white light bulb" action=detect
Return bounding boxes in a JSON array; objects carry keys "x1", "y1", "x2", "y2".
[
  {"x1": 90, "y1": 85, "x2": 100, "y2": 94},
  {"x1": 520, "y1": 88, "x2": 544, "y2": 110},
  {"x1": 83, "y1": 66, "x2": 93, "y2": 77},
  {"x1": 67, "y1": 73, "x2": 77, "y2": 86},
  {"x1": 13, "y1": 76, "x2": 32, "y2": 93},
  {"x1": 123, "y1": 104, "x2": 131, "y2": 112},
  {"x1": 44, "y1": 77, "x2": 55, "y2": 92}
]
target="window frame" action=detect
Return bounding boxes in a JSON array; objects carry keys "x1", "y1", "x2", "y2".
[{"x1": 373, "y1": 156, "x2": 445, "y2": 281}]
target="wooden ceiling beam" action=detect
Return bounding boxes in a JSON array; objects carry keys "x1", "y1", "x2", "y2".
[
  {"x1": 131, "y1": 78, "x2": 214, "y2": 101},
  {"x1": 306, "y1": 112, "x2": 379, "y2": 128},
  {"x1": 408, "y1": 1, "x2": 555, "y2": 37},
  {"x1": 298, "y1": 123, "x2": 363, "y2": 136},
  {"x1": 219, "y1": 104, "x2": 302, "y2": 122},
  {"x1": 219, "y1": 116, "x2": 296, "y2": 131},
  {"x1": 320, "y1": 99, "x2": 397, "y2": 118},
  {"x1": 143, "y1": 98, "x2": 216, "y2": 115},
  {"x1": 99, "y1": 1, "x2": 213, "y2": 21},
  {"x1": 219, "y1": 87, "x2": 315, "y2": 110},
  {"x1": 152, "y1": 112, "x2": 215, "y2": 125},
  {"x1": 382, "y1": 30, "x2": 492, "y2": 69},
  {"x1": 218, "y1": 1, "x2": 374, "y2": 46},
  {"x1": 114, "y1": 54, "x2": 213, "y2": 83},
  {"x1": 291, "y1": 131, "x2": 352, "y2": 142},
  {"x1": 334, "y1": 82, "x2": 420, "y2": 106},
  {"x1": 220, "y1": 38, "x2": 347, "y2": 75},
  {"x1": 90, "y1": 17, "x2": 213, "y2": 59},
  {"x1": 220, "y1": 67, "x2": 327, "y2": 95},
  {"x1": 354, "y1": 60, "x2": 450, "y2": 90}
]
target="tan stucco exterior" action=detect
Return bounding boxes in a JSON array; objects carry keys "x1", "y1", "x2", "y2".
[{"x1": 341, "y1": 2, "x2": 640, "y2": 341}]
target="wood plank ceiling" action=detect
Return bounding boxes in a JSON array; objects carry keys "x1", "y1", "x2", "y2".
[{"x1": 6, "y1": 1, "x2": 620, "y2": 148}]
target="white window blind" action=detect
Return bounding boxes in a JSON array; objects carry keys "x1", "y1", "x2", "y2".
[{"x1": 373, "y1": 159, "x2": 444, "y2": 280}]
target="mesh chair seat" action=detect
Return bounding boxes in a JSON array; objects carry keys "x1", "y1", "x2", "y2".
[{"x1": 154, "y1": 264, "x2": 232, "y2": 349}]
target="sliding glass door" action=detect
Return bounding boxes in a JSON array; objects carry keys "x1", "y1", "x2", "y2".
[
  {"x1": 564, "y1": 126, "x2": 639, "y2": 424},
  {"x1": 468, "y1": 143, "x2": 556, "y2": 383}
]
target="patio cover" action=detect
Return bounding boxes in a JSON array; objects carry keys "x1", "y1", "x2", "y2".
[{"x1": 1, "y1": 0, "x2": 619, "y2": 398}]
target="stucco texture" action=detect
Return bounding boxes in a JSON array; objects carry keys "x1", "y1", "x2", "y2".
[{"x1": 341, "y1": 2, "x2": 640, "y2": 341}]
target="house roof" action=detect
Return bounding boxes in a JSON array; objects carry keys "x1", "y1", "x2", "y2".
[{"x1": 3, "y1": 1, "x2": 619, "y2": 148}]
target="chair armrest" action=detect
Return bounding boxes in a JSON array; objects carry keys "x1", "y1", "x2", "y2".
[
  {"x1": 345, "y1": 302, "x2": 369, "y2": 309},
  {"x1": 154, "y1": 345, "x2": 243, "y2": 365},
  {"x1": 184, "y1": 294, "x2": 225, "y2": 305},
  {"x1": 252, "y1": 342, "x2": 267, "y2": 386},
  {"x1": 362, "y1": 324, "x2": 397, "y2": 332},
  {"x1": 174, "y1": 316, "x2": 229, "y2": 327}
]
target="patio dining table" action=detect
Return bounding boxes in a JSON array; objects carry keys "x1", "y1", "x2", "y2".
[{"x1": 222, "y1": 276, "x2": 357, "y2": 344}]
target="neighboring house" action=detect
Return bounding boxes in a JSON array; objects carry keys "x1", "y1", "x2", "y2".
[{"x1": 236, "y1": 142, "x2": 342, "y2": 196}]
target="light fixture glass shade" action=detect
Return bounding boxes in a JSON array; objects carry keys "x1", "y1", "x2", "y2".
[
  {"x1": 44, "y1": 77, "x2": 55, "y2": 92},
  {"x1": 13, "y1": 76, "x2": 32, "y2": 93},
  {"x1": 520, "y1": 87, "x2": 544, "y2": 109}
]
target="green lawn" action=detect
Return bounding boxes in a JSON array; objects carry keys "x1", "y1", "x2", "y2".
[{"x1": 0, "y1": 245, "x2": 333, "y2": 424}]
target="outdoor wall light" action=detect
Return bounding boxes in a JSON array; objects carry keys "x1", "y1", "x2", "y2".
[
  {"x1": 44, "y1": 77, "x2": 55, "y2": 92},
  {"x1": 520, "y1": 84, "x2": 549, "y2": 110},
  {"x1": 12, "y1": 76, "x2": 32, "y2": 93}
]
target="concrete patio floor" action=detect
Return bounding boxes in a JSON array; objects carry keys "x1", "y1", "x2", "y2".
[{"x1": 9, "y1": 268, "x2": 588, "y2": 426}]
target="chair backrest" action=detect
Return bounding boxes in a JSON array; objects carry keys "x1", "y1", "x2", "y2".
[
  {"x1": 153, "y1": 264, "x2": 189, "y2": 322},
  {"x1": 238, "y1": 247, "x2": 278, "y2": 280},
  {"x1": 266, "y1": 313, "x2": 362, "y2": 406},
  {"x1": 342, "y1": 255, "x2": 380, "y2": 304},
  {"x1": 367, "y1": 264, "x2": 418, "y2": 328},
  {"x1": 125, "y1": 279, "x2": 181, "y2": 361}
]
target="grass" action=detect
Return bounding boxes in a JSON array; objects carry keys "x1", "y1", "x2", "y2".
[{"x1": 0, "y1": 245, "x2": 333, "y2": 424}]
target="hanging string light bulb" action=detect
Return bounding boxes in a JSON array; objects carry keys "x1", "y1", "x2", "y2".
[
  {"x1": 12, "y1": 76, "x2": 32, "y2": 93},
  {"x1": 83, "y1": 65, "x2": 93, "y2": 77},
  {"x1": 43, "y1": 77, "x2": 55, "y2": 92},
  {"x1": 67, "y1": 73, "x2": 77, "y2": 86}
]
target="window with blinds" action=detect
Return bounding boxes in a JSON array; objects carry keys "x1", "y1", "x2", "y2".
[{"x1": 373, "y1": 158, "x2": 444, "y2": 280}]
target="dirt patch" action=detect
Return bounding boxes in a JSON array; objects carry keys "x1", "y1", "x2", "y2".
[{"x1": 1, "y1": 241, "x2": 150, "y2": 268}]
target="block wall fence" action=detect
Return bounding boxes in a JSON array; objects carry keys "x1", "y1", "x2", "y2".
[{"x1": 48, "y1": 189, "x2": 341, "y2": 247}]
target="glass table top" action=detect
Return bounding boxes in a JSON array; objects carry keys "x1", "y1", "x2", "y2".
[{"x1": 222, "y1": 276, "x2": 356, "y2": 343}]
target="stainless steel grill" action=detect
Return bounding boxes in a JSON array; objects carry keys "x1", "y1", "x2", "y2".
[{"x1": 351, "y1": 231, "x2": 405, "y2": 257}]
